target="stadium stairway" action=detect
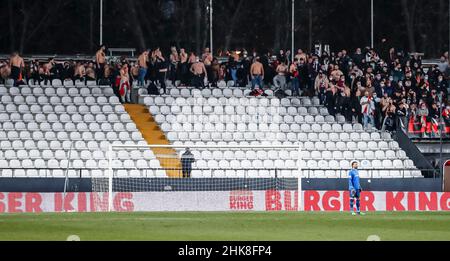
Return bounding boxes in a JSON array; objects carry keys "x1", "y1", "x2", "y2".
[{"x1": 124, "y1": 104, "x2": 182, "y2": 177}]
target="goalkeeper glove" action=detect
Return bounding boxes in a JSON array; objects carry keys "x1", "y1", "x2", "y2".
[{"x1": 350, "y1": 189, "x2": 356, "y2": 197}]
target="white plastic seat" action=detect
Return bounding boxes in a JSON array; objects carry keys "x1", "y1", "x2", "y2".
[
  {"x1": 339, "y1": 160, "x2": 350, "y2": 170},
  {"x1": 56, "y1": 88, "x2": 67, "y2": 96},
  {"x1": 360, "y1": 132, "x2": 371, "y2": 141},
  {"x1": 310, "y1": 151, "x2": 321, "y2": 159},
  {"x1": 307, "y1": 160, "x2": 318, "y2": 169},
  {"x1": 332, "y1": 124, "x2": 343, "y2": 132},
  {"x1": 298, "y1": 107, "x2": 308, "y2": 115},
  {"x1": 392, "y1": 159, "x2": 403, "y2": 169},
  {"x1": 386, "y1": 150, "x2": 396, "y2": 159},
  {"x1": 318, "y1": 133, "x2": 329, "y2": 141},
  {"x1": 346, "y1": 141, "x2": 357, "y2": 150},
  {"x1": 366, "y1": 141, "x2": 377, "y2": 150},
  {"x1": 342, "y1": 150, "x2": 353, "y2": 159},
  {"x1": 301, "y1": 124, "x2": 311, "y2": 132},
  {"x1": 381, "y1": 132, "x2": 392, "y2": 140},
  {"x1": 354, "y1": 150, "x2": 364, "y2": 159},
  {"x1": 357, "y1": 141, "x2": 368, "y2": 151},
  {"x1": 322, "y1": 150, "x2": 333, "y2": 159},
  {"x1": 317, "y1": 160, "x2": 328, "y2": 169},
  {"x1": 315, "y1": 141, "x2": 325, "y2": 150},
  {"x1": 382, "y1": 160, "x2": 393, "y2": 169},
  {"x1": 350, "y1": 132, "x2": 360, "y2": 141},
  {"x1": 354, "y1": 124, "x2": 363, "y2": 131},
  {"x1": 389, "y1": 141, "x2": 399, "y2": 150},
  {"x1": 332, "y1": 151, "x2": 343, "y2": 159},
  {"x1": 397, "y1": 150, "x2": 407, "y2": 159},
  {"x1": 304, "y1": 115, "x2": 314, "y2": 123},
  {"x1": 371, "y1": 160, "x2": 382, "y2": 169},
  {"x1": 308, "y1": 107, "x2": 319, "y2": 115},
  {"x1": 375, "y1": 150, "x2": 385, "y2": 159}
]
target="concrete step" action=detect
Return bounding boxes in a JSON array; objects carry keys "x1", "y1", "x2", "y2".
[{"x1": 124, "y1": 104, "x2": 182, "y2": 178}]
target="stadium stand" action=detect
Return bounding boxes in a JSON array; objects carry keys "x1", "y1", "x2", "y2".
[
  {"x1": 139, "y1": 84, "x2": 423, "y2": 179},
  {"x1": 0, "y1": 80, "x2": 163, "y2": 178},
  {"x1": 0, "y1": 78, "x2": 422, "y2": 179}
]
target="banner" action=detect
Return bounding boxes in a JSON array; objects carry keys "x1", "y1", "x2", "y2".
[{"x1": 0, "y1": 191, "x2": 449, "y2": 213}]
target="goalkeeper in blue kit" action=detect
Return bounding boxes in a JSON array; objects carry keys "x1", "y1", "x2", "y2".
[{"x1": 348, "y1": 161, "x2": 365, "y2": 216}]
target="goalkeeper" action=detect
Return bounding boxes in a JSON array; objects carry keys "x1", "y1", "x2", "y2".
[{"x1": 348, "y1": 161, "x2": 365, "y2": 216}]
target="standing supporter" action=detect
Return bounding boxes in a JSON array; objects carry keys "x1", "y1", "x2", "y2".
[
  {"x1": 188, "y1": 52, "x2": 197, "y2": 85},
  {"x1": 295, "y1": 49, "x2": 306, "y2": 61},
  {"x1": 437, "y1": 56, "x2": 448, "y2": 74},
  {"x1": 273, "y1": 61, "x2": 288, "y2": 89},
  {"x1": 330, "y1": 64, "x2": 343, "y2": 82},
  {"x1": 169, "y1": 46, "x2": 179, "y2": 84},
  {"x1": 130, "y1": 62, "x2": 139, "y2": 87},
  {"x1": 352, "y1": 48, "x2": 364, "y2": 67},
  {"x1": 436, "y1": 74, "x2": 448, "y2": 95},
  {"x1": 261, "y1": 51, "x2": 273, "y2": 86},
  {"x1": 147, "y1": 49, "x2": 158, "y2": 88},
  {"x1": 372, "y1": 92, "x2": 382, "y2": 129},
  {"x1": 103, "y1": 63, "x2": 113, "y2": 85},
  {"x1": 85, "y1": 62, "x2": 97, "y2": 83},
  {"x1": 297, "y1": 58, "x2": 310, "y2": 93},
  {"x1": 96, "y1": 45, "x2": 107, "y2": 84},
  {"x1": 349, "y1": 90, "x2": 361, "y2": 123},
  {"x1": 309, "y1": 56, "x2": 321, "y2": 89},
  {"x1": 74, "y1": 61, "x2": 86, "y2": 83},
  {"x1": 443, "y1": 105, "x2": 450, "y2": 134},
  {"x1": 61, "y1": 61, "x2": 74, "y2": 83},
  {"x1": 250, "y1": 57, "x2": 264, "y2": 89},
  {"x1": 360, "y1": 91, "x2": 375, "y2": 129},
  {"x1": 9, "y1": 51, "x2": 24, "y2": 86},
  {"x1": 0, "y1": 61, "x2": 11, "y2": 85},
  {"x1": 138, "y1": 50, "x2": 149, "y2": 86},
  {"x1": 218, "y1": 64, "x2": 226, "y2": 82},
  {"x1": 179, "y1": 48, "x2": 189, "y2": 86},
  {"x1": 325, "y1": 83, "x2": 338, "y2": 116},
  {"x1": 228, "y1": 55, "x2": 238, "y2": 86},
  {"x1": 211, "y1": 58, "x2": 220, "y2": 87},
  {"x1": 290, "y1": 59, "x2": 300, "y2": 96},
  {"x1": 314, "y1": 70, "x2": 329, "y2": 104},
  {"x1": 202, "y1": 47, "x2": 213, "y2": 87},
  {"x1": 153, "y1": 47, "x2": 168, "y2": 94},
  {"x1": 241, "y1": 51, "x2": 252, "y2": 87},
  {"x1": 416, "y1": 102, "x2": 429, "y2": 136},
  {"x1": 119, "y1": 63, "x2": 131, "y2": 103},
  {"x1": 41, "y1": 58, "x2": 56, "y2": 85},
  {"x1": 29, "y1": 60, "x2": 42, "y2": 85},
  {"x1": 190, "y1": 56, "x2": 207, "y2": 89}
]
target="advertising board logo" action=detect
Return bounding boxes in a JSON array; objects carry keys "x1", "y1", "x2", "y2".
[{"x1": 229, "y1": 190, "x2": 254, "y2": 210}]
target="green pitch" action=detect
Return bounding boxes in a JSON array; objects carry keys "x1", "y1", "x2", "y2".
[{"x1": 0, "y1": 212, "x2": 449, "y2": 241}]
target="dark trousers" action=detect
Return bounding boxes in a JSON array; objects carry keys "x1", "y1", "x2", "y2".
[
  {"x1": 192, "y1": 74, "x2": 204, "y2": 89},
  {"x1": 42, "y1": 74, "x2": 53, "y2": 85},
  {"x1": 96, "y1": 63, "x2": 105, "y2": 84},
  {"x1": 157, "y1": 71, "x2": 167, "y2": 94},
  {"x1": 318, "y1": 88, "x2": 326, "y2": 104},
  {"x1": 74, "y1": 75, "x2": 86, "y2": 85},
  {"x1": 180, "y1": 63, "x2": 189, "y2": 85},
  {"x1": 169, "y1": 63, "x2": 177, "y2": 83},
  {"x1": 182, "y1": 169, "x2": 191, "y2": 178},
  {"x1": 30, "y1": 73, "x2": 42, "y2": 85},
  {"x1": 205, "y1": 65, "x2": 213, "y2": 86},
  {"x1": 10, "y1": 66, "x2": 20, "y2": 87}
]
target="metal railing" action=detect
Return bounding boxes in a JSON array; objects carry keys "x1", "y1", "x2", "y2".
[{"x1": 0, "y1": 167, "x2": 439, "y2": 179}]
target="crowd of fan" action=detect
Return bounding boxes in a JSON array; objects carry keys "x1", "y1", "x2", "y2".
[{"x1": 1, "y1": 45, "x2": 450, "y2": 138}]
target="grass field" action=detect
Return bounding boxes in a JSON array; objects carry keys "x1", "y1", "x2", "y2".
[{"x1": 0, "y1": 212, "x2": 449, "y2": 241}]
